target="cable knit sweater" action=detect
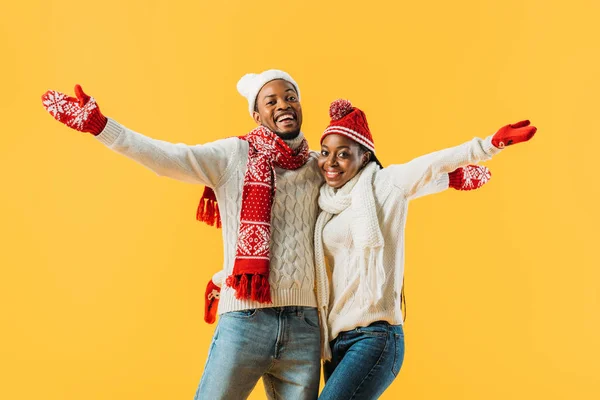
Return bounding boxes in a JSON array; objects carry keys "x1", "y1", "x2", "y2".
[
  {"x1": 95, "y1": 118, "x2": 458, "y2": 316},
  {"x1": 96, "y1": 118, "x2": 323, "y2": 313},
  {"x1": 318, "y1": 136, "x2": 501, "y2": 343}
]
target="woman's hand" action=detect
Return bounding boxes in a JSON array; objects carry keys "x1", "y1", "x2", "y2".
[
  {"x1": 449, "y1": 165, "x2": 492, "y2": 191},
  {"x1": 492, "y1": 120, "x2": 537, "y2": 149}
]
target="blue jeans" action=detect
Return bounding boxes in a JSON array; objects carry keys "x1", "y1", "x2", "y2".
[
  {"x1": 194, "y1": 306, "x2": 321, "y2": 400},
  {"x1": 319, "y1": 322, "x2": 405, "y2": 400}
]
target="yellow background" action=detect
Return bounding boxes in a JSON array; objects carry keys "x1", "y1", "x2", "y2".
[{"x1": 1, "y1": 0, "x2": 599, "y2": 399}]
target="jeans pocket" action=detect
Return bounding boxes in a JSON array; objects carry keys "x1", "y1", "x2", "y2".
[
  {"x1": 301, "y1": 310, "x2": 320, "y2": 329},
  {"x1": 391, "y1": 332, "x2": 405, "y2": 377},
  {"x1": 224, "y1": 308, "x2": 258, "y2": 319}
]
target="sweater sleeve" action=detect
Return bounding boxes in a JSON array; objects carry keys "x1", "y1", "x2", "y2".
[
  {"x1": 95, "y1": 118, "x2": 240, "y2": 188},
  {"x1": 408, "y1": 173, "x2": 449, "y2": 200},
  {"x1": 385, "y1": 136, "x2": 501, "y2": 198}
]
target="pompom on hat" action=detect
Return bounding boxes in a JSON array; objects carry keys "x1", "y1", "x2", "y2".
[{"x1": 237, "y1": 69, "x2": 300, "y2": 116}]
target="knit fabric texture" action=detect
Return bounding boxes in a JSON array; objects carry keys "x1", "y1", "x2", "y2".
[
  {"x1": 315, "y1": 136, "x2": 501, "y2": 357},
  {"x1": 96, "y1": 119, "x2": 323, "y2": 313},
  {"x1": 42, "y1": 86, "x2": 107, "y2": 135},
  {"x1": 224, "y1": 125, "x2": 310, "y2": 304},
  {"x1": 237, "y1": 70, "x2": 301, "y2": 116},
  {"x1": 321, "y1": 99, "x2": 375, "y2": 153}
]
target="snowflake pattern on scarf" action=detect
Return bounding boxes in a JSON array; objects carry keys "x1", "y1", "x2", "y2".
[{"x1": 224, "y1": 125, "x2": 310, "y2": 303}]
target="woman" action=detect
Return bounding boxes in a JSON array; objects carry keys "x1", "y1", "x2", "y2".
[{"x1": 314, "y1": 99, "x2": 536, "y2": 399}]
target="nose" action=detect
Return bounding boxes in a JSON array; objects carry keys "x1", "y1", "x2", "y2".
[
  {"x1": 276, "y1": 98, "x2": 291, "y2": 110},
  {"x1": 325, "y1": 153, "x2": 338, "y2": 167}
]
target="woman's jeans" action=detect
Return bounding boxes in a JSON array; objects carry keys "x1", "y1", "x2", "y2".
[
  {"x1": 194, "y1": 306, "x2": 321, "y2": 400},
  {"x1": 319, "y1": 322, "x2": 405, "y2": 400}
]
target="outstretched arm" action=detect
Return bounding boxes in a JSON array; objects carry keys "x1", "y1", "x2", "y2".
[
  {"x1": 41, "y1": 85, "x2": 238, "y2": 187},
  {"x1": 386, "y1": 121, "x2": 536, "y2": 197},
  {"x1": 408, "y1": 165, "x2": 493, "y2": 200}
]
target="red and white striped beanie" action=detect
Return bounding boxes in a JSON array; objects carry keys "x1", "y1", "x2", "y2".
[{"x1": 321, "y1": 99, "x2": 375, "y2": 153}]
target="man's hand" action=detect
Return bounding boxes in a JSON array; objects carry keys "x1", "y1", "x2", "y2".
[
  {"x1": 204, "y1": 279, "x2": 221, "y2": 324},
  {"x1": 41, "y1": 84, "x2": 107, "y2": 135}
]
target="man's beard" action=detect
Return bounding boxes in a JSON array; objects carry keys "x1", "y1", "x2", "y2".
[{"x1": 275, "y1": 129, "x2": 301, "y2": 140}]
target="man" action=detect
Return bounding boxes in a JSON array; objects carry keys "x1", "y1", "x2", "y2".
[
  {"x1": 43, "y1": 70, "x2": 324, "y2": 399},
  {"x1": 41, "y1": 69, "x2": 490, "y2": 399}
]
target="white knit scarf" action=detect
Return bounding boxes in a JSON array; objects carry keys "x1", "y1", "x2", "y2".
[{"x1": 314, "y1": 162, "x2": 390, "y2": 360}]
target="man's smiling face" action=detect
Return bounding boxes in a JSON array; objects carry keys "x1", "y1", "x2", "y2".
[{"x1": 252, "y1": 79, "x2": 302, "y2": 140}]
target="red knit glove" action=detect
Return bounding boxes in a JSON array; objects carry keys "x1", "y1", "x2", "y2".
[
  {"x1": 204, "y1": 279, "x2": 221, "y2": 324},
  {"x1": 41, "y1": 85, "x2": 107, "y2": 135},
  {"x1": 491, "y1": 120, "x2": 537, "y2": 149},
  {"x1": 449, "y1": 165, "x2": 491, "y2": 191}
]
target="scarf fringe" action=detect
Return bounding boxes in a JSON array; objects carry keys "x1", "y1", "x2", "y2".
[
  {"x1": 196, "y1": 188, "x2": 222, "y2": 228},
  {"x1": 226, "y1": 273, "x2": 272, "y2": 304}
]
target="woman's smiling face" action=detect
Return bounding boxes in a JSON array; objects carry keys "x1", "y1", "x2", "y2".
[{"x1": 318, "y1": 134, "x2": 370, "y2": 188}]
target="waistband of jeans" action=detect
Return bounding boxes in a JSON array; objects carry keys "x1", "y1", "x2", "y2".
[{"x1": 268, "y1": 306, "x2": 317, "y2": 314}]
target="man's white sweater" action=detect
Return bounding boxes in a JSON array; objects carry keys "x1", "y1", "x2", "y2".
[{"x1": 96, "y1": 119, "x2": 323, "y2": 314}]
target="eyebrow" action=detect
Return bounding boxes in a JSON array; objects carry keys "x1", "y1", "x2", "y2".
[
  {"x1": 321, "y1": 145, "x2": 351, "y2": 150},
  {"x1": 264, "y1": 89, "x2": 297, "y2": 99}
]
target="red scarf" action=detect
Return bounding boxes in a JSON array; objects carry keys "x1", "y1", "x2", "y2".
[{"x1": 196, "y1": 126, "x2": 309, "y2": 303}]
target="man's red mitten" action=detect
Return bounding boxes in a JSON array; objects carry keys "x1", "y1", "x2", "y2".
[
  {"x1": 492, "y1": 120, "x2": 537, "y2": 149},
  {"x1": 449, "y1": 165, "x2": 492, "y2": 191},
  {"x1": 41, "y1": 84, "x2": 107, "y2": 135},
  {"x1": 204, "y1": 279, "x2": 221, "y2": 324}
]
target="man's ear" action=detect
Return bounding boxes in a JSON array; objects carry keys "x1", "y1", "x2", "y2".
[
  {"x1": 252, "y1": 111, "x2": 261, "y2": 125},
  {"x1": 363, "y1": 151, "x2": 372, "y2": 166}
]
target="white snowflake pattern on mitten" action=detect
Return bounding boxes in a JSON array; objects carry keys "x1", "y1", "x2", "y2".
[
  {"x1": 42, "y1": 91, "x2": 69, "y2": 118},
  {"x1": 462, "y1": 165, "x2": 491, "y2": 189},
  {"x1": 449, "y1": 165, "x2": 492, "y2": 191},
  {"x1": 42, "y1": 90, "x2": 98, "y2": 131},
  {"x1": 41, "y1": 85, "x2": 106, "y2": 135}
]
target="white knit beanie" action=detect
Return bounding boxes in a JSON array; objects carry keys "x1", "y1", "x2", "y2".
[{"x1": 237, "y1": 69, "x2": 301, "y2": 116}]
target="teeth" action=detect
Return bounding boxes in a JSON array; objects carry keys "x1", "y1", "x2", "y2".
[{"x1": 277, "y1": 114, "x2": 294, "y2": 122}]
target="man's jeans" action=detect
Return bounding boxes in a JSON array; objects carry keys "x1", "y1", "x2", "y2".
[
  {"x1": 194, "y1": 306, "x2": 321, "y2": 400},
  {"x1": 319, "y1": 322, "x2": 405, "y2": 400}
]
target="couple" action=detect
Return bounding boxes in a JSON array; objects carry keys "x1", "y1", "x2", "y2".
[{"x1": 41, "y1": 69, "x2": 536, "y2": 400}]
